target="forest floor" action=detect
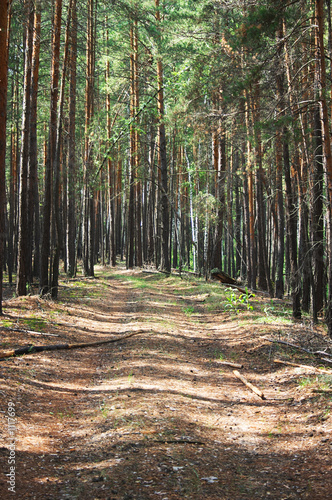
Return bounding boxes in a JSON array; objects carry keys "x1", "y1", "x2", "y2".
[{"x1": 0, "y1": 265, "x2": 332, "y2": 500}]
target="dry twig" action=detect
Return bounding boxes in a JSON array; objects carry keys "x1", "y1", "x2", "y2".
[{"x1": 232, "y1": 370, "x2": 266, "y2": 399}]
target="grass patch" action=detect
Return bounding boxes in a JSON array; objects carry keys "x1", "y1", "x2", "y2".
[{"x1": 22, "y1": 317, "x2": 47, "y2": 331}]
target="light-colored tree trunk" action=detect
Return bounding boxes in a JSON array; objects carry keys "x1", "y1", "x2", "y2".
[{"x1": 16, "y1": 0, "x2": 34, "y2": 296}]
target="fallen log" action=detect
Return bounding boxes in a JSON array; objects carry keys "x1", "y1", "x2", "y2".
[
  {"x1": 0, "y1": 330, "x2": 147, "y2": 361},
  {"x1": 210, "y1": 269, "x2": 249, "y2": 293},
  {"x1": 211, "y1": 269, "x2": 237, "y2": 285},
  {"x1": 273, "y1": 358, "x2": 332, "y2": 375},
  {"x1": 217, "y1": 360, "x2": 243, "y2": 369},
  {"x1": 232, "y1": 370, "x2": 266, "y2": 400}
]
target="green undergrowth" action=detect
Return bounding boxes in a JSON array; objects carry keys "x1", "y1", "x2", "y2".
[
  {"x1": 1, "y1": 265, "x2": 301, "y2": 333},
  {"x1": 88, "y1": 267, "x2": 297, "y2": 329}
]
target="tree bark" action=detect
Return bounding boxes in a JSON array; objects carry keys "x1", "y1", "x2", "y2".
[
  {"x1": 316, "y1": 0, "x2": 332, "y2": 336},
  {"x1": 16, "y1": 0, "x2": 34, "y2": 296},
  {"x1": 40, "y1": 0, "x2": 62, "y2": 294},
  {"x1": 156, "y1": 0, "x2": 170, "y2": 273},
  {"x1": 0, "y1": 0, "x2": 9, "y2": 314},
  {"x1": 66, "y1": 0, "x2": 77, "y2": 277}
]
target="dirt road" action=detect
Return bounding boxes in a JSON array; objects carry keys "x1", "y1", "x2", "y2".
[{"x1": 0, "y1": 267, "x2": 331, "y2": 499}]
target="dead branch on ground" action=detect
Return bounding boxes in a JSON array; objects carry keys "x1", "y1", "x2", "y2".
[
  {"x1": 217, "y1": 360, "x2": 243, "y2": 369},
  {"x1": 232, "y1": 370, "x2": 266, "y2": 399},
  {"x1": 273, "y1": 358, "x2": 332, "y2": 375},
  {"x1": 0, "y1": 330, "x2": 148, "y2": 361}
]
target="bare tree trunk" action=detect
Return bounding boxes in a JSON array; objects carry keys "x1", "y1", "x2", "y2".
[
  {"x1": 275, "y1": 40, "x2": 285, "y2": 298},
  {"x1": 284, "y1": 131, "x2": 302, "y2": 318},
  {"x1": 244, "y1": 87, "x2": 256, "y2": 289},
  {"x1": 66, "y1": 0, "x2": 77, "y2": 277},
  {"x1": 82, "y1": 0, "x2": 95, "y2": 277},
  {"x1": 40, "y1": 0, "x2": 62, "y2": 294},
  {"x1": 28, "y1": 0, "x2": 41, "y2": 283},
  {"x1": 52, "y1": 0, "x2": 73, "y2": 297},
  {"x1": 155, "y1": 0, "x2": 170, "y2": 273},
  {"x1": 0, "y1": 0, "x2": 9, "y2": 313},
  {"x1": 16, "y1": 0, "x2": 34, "y2": 296},
  {"x1": 316, "y1": 0, "x2": 332, "y2": 335}
]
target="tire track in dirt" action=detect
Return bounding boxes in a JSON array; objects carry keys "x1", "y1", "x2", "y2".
[{"x1": 0, "y1": 268, "x2": 331, "y2": 499}]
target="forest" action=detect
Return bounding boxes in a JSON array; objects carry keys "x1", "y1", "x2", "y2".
[{"x1": 1, "y1": 0, "x2": 332, "y2": 336}]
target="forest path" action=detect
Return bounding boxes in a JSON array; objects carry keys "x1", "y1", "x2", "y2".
[{"x1": 0, "y1": 266, "x2": 331, "y2": 499}]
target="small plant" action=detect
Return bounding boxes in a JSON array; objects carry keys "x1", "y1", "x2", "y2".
[
  {"x1": 222, "y1": 287, "x2": 255, "y2": 313},
  {"x1": 100, "y1": 401, "x2": 109, "y2": 418},
  {"x1": 183, "y1": 305, "x2": 196, "y2": 316},
  {"x1": 238, "y1": 287, "x2": 255, "y2": 311}
]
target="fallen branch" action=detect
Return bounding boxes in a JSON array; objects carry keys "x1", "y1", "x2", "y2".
[
  {"x1": 321, "y1": 358, "x2": 332, "y2": 365},
  {"x1": 265, "y1": 338, "x2": 312, "y2": 355},
  {"x1": 0, "y1": 330, "x2": 147, "y2": 361},
  {"x1": 211, "y1": 270, "x2": 246, "y2": 294},
  {"x1": 273, "y1": 358, "x2": 332, "y2": 375},
  {"x1": 217, "y1": 360, "x2": 243, "y2": 369},
  {"x1": 232, "y1": 370, "x2": 266, "y2": 400},
  {"x1": 314, "y1": 351, "x2": 332, "y2": 358},
  {"x1": 152, "y1": 439, "x2": 204, "y2": 445},
  {"x1": 222, "y1": 283, "x2": 247, "y2": 294},
  {"x1": 1, "y1": 326, "x2": 59, "y2": 337}
]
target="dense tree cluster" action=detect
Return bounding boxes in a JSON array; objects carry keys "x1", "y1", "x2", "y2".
[{"x1": 1, "y1": 0, "x2": 332, "y2": 336}]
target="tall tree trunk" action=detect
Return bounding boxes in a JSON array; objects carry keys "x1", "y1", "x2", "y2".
[
  {"x1": 244, "y1": 87, "x2": 256, "y2": 289},
  {"x1": 82, "y1": 0, "x2": 95, "y2": 277},
  {"x1": 127, "y1": 22, "x2": 136, "y2": 269},
  {"x1": 27, "y1": 0, "x2": 41, "y2": 283},
  {"x1": 52, "y1": 0, "x2": 72, "y2": 297},
  {"x1": 284, "y1": 130, "x2": 302, "y2": 318},
  {"x1": 40, "y1": 0, "x2": 62, "y2": 294},
  {"x1": 0, "y1": 0, "x2": 9, "y2": 313},
  {"x1": 275, "y1": 39, "x2": 285, "y2": 298},
  {"x1": 311, "y1": 106, "x2": 325, "y2": 319},
  {"x1": 316, "y1": 0, "x2": 332, "y2": 336},
  {"x1": 106, "y1": 19, "x2": 116, "y2": 267},
  {"x1": 155, "y1": 0, "x2": 170, "y2": 273},
  {"x1": 254, "y1": 83, "x2": 273, "y2": 295},
  {"x1": 16, "y1": 0, "x2": 34, "y2": 296},
  {"x1": 66, "y1": 0, "x2": 77, "y2": 277}
]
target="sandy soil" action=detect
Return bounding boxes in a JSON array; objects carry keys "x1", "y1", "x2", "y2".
[{"x1": 0, "y1": 266, "x2": 331, "y2": 500}]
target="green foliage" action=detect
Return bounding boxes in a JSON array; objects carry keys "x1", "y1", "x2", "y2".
[{"x1": 222, "y1": 287, "x2": 255, "y2": 314}]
